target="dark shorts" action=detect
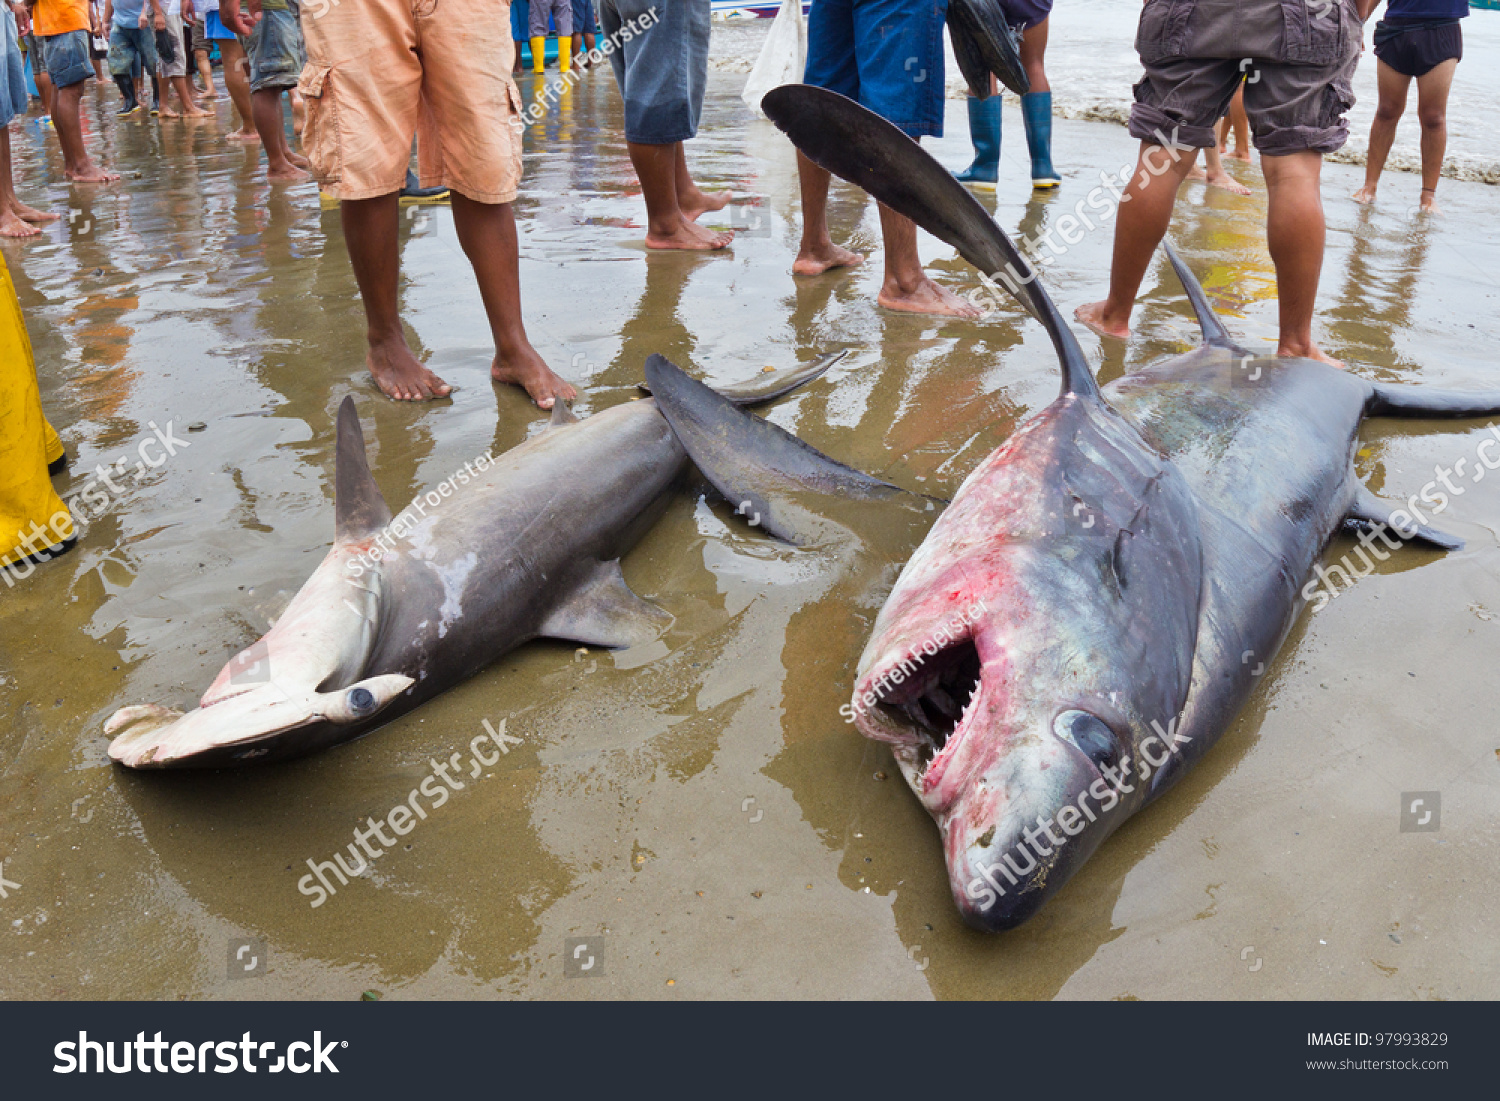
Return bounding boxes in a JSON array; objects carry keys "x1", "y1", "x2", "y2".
[
  {"x1": 109, "y1": 23, "x2": 158, "y2": 78},
  {"x1": 243, "y1": 3, "x2": 304, "y2": 91},
  {"x1": 998, "y1": 0, "x2": 1051, "y2": 31},
  {"x1": 571, "y1": 0, "x2": 598, "y2": 35},
  {"x1": 1129, "y1": 0, "x2": 1361, "y2": 156},
  {"x1": 804, "y1": 0, "x2": 948, "y2": 140},
  {"x1": 1373, "y1": 19, "x2": 1462, "y2": 78},
  {"x1": 598, "y1": 0, "x2": 707, "y2": 144},
  {"x1": 37, "y1": 29, "x2": 94, "y2": 88},
  {"x1": 511, "y1": 0, "x2": 529, "y2": 39}
]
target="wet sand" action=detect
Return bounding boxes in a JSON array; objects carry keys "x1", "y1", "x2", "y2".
[{"x1": 2, "y1": 63, "x2": 1499, "y2": 1001}]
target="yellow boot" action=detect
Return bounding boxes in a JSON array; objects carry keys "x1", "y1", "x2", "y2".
[
  {"x1": 0, "y1": 253, "x2": 75, "y2": 574},
  {"x1": 558, "y1": 35, "x2": 571, "y2": 74},
  {"x1": 531, "y1": 36, "x2": 546, "y2": 73}
]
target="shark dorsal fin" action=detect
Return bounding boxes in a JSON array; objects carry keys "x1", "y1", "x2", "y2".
[
  {"x1": 335, "y1": 396, "x2": 392, "y2": 542},
  {"x1": 548, "y1": 399, "x2": 579, "y2": 428},
  {"x1": 761, "y1": 84, "x2": 1100, "y2": 403},
  {"x1": 1161, "y1": 241, "x2": 1250, "y2": 353}
]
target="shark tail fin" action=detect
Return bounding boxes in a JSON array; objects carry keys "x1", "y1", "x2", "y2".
[
  {"x1": 1366, "y1": 384, "x2": 1500, "y2": 419},
  {"x1": 760, "y1": 84, "x2": 1099, "y2": 403},
  {"x1": 335, "y1": 396, "x2": 393, "y2": 542},
  {"x1": 645, "y1": 354, "x2": 925, "y2": 546},
  {"x1": 1161, "y1": 241, "x2": 1248, "y2": 353}
]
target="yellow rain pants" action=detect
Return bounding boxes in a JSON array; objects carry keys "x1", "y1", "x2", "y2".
[{"x1": 1, "y1": 252, "x2": 74, "y2": 572}]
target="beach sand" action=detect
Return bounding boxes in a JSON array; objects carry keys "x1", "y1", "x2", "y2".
[{"x1": 0, "y1": 46, "x2": 1497, "y2": 1000}]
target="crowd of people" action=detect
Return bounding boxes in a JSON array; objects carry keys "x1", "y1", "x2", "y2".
[{"x1": 0, "y1": 0, "x2": 1474, "y2": 573}]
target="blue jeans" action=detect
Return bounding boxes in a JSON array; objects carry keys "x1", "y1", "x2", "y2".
[
  {"x1": 804, "y1": 0, "x2": 949, "y2": 139},
  {"x1": 37, "y1": 29, "x2": 94, "y2": 89},
  {"x1": 108, "y1": 23, "x2": 158, "y2": 79},
  {"x1": 1, "y1": 14, "x2": 26, "y2": 125}
]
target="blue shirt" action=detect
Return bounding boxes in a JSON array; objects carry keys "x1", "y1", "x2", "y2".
[
  {"x1": 112, "y1": 0, "x2": 146, "y2": 27},
  {"x1": 1386, "y1": 0, "x2": 1468, "y2": 18}
]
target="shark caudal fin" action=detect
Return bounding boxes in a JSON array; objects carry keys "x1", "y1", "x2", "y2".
[
  {"x1": 760, "y1": 84, "x2": 1098, "y2": 403},
  {"x1": 1161, "y1": 241, "x2": 1250, "y2": 354},
  {"x1": 645, "y1": 354, "x2": 931, "y2": 546},
  {"x1": 637, "y1": 350, "x2": 848, "y2": 407},
  {"x1": 335, "y1": 397, "x2": 393, "y2": 542}
]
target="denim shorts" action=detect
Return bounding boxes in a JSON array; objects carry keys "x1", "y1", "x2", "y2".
[
  {"x1": 1130, "y1": 0, "x2": 1361, "y2": 155},
  {"x1": 804, "y1": 0, "x2": 948, "y2": 140},
  {"x1": 598, "y1": 0, "x2": 708, "y2": 144},
  {"x1": 1, "y1": 15, "x2": 27, "y2": 126},
  {"x1": 244, "y1": 3, "x2": 304, "y2": 91},
  {"x1": 37, "y1": 29, "x2": 94, "y2": 89},
  {"x1": 109, "y1": 24, "x2": 158, "y2": 78},
  {"x1": 571, "y1": 0, "x2": 597, "y2": 35}
]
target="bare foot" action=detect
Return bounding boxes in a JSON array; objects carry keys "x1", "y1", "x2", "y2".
[
  {"x1": 10, "y1": 199, "x2": 59, "y2": 223},
  {"x1": 1420, "y1": 192, "x2": 1441, "y2": 214},
  {"x1": 266, "y1": 162, "x2": 310, "y2": 182},
  {"x1": 681, "y1": 188, "x2": 731, "y2": 222},
  {"x1": 645, "y1": 217, "x2": 732, "y2": 250},
  {"x1": 877, "y1": 275, "x2": 983, "y2": 319},
  {"x1": 1352, "y1": 184, "x2": 1377, "y2": 204},
  {"x1": 1226, "y1": 149, "x2": 1252, "y2": 163},
  {"x1": 1279, "y1": 341, "x2": 1343, "y2": 368},
  {"x1": 792, "y1": 240, "x2": 864, "y2": 275},
  {"x1": 492, "y1": 346, "x2": 577, "y2": 410},
  {"x1": 183, "y1": 105, "x2": 213, "y2": 117},
  {"x1": 287, "y1": 149, "x2": 310, "y2": 169},
  {"x1": 0, "y1": 210, "x2": 42, "y2": 237},
  {"x1": 369, "y1": 338, "x2": 452, "y2": 401},
  {"x1": 1205, "y1": 170, "x2": 1251, "y2": 196},
  {"x1": 1188, "y1": 166, "x2": 1207, "y2": 181},
  {"x1": 64, "y1": 163, "x2": 121, "y2": 183},
  {"x1": 1075, "y1": 300, "x2": 1131, "y2": 340},
  {"x1": 228, "y1": 128, "x2": 261, "y2": 143}
]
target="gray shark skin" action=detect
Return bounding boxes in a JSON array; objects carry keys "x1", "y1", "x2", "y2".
[
  {"x1": 105, "y1": 355, "x2": 840, "y2": 770},
  {"x1": 761, "y1": 85, "x2": 1500, "y2": 930}
]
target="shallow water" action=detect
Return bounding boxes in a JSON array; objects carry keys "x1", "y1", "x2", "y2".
[{"x1": 1, "y1": 63, "x2": 1499, "y2": 1000}]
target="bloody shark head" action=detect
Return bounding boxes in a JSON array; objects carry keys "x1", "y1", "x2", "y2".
[{"x1": 850, "y1": 393, "x2": 1204, "y2": 930}]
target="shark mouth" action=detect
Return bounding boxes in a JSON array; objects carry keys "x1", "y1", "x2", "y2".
[{"x1": 861, "y1": 635, "x2": 984, "y2": 769}]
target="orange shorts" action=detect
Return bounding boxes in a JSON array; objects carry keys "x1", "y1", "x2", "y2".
[{"x1": 297, "y1": 0, "x2": 524, "y2": 203}]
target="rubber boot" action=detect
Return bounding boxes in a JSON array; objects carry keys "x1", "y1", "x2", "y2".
[
  {"x1": 1021, "y1": 91, "x2": 1060, "y2": 188},
  {"x1": 113, "y1": 74, "x2": 138, "y2": 115},
  {"x1": 558, "y1": 34, "x2": 571, "y2": 74},
  {"x1": 953, "y1": 95, "x2": 1001, "y2": 189},
  {"x1": 531, "y1": 35, "x2": 546, "y2": 73}
]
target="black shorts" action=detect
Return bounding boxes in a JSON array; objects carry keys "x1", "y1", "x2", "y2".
[{"x1": 1373, "y1": 19, "x2": 1462, "y2": 79}]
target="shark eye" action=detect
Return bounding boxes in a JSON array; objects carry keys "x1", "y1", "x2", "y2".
[
  {"x1": 1053, "y1": 710, "x2": 1118, "y2": 772},
  {"x1": 347, "y1": 687, "x2": 378, "y2": 717}
]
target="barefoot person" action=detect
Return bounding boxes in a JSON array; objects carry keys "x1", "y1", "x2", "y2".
[
  {"x1": 221, "y1": 0, "x2": 575, "y2": 407},
  {"x1": 199, "y1": 0, "x2": 252, "y2": 138},
  {"x1": 1076, "y1": 0, "x2": 1371, "y2": 365},
  {"x1": 156, "y1": 0, "x2": 207, "y2": 116},
  {"x1": 1218, "y1": 81, "x2": 1251, "y2": 161},
  {"x1": 795, "y1": 0, "x2": 979, "y2": 318},
  {"x1": 597, "y1": 0, "x2": 731, "y2": 250},
  {"x1": 2, "y1": 2, "x2": 61, "y2": 234},
  {"x1": 1187, "y1": 141, "x2": 1252, "y2": 195},
  {"x1": 31, "y1": 0, "x2": 120, "y2": 180},
  {"x1": 1351, "y1": 0, "x2": 1467, "y2": 214},
  {"x1": 221, "y1": 0, "x2": 304, "y2": 179}
]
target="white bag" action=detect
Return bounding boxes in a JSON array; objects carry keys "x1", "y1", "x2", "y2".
[{"x1": 741, "y1": 0, "x2": 806, "y2": 117}]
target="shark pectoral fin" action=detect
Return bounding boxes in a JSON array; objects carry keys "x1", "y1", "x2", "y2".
[
  {"x1": 538, "y1": 559, "x2": 672, "y2": 649},
  {"x1": 1347, "y1": 488, "x2": 1464, "y2": 551},
  {"x1": 645, "y1": 354, "x2": 919, "y2": 546},
  {"x1": 1366, "y1": 384, "x2": 1500, "y2": 419},
  {"x1": 335, "y1": 396, "x2": 394, "y2": 541}
]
